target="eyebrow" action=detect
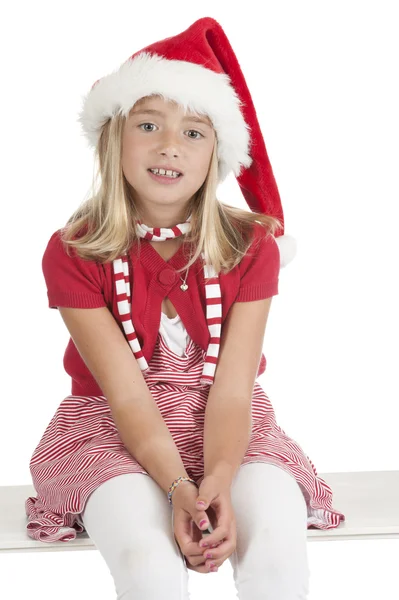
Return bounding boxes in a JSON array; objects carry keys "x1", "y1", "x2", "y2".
[{"x1": 130, "y1": 108, "x2": 212, "y2": 127}]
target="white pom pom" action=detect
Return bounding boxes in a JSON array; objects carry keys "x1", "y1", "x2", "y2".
[{"x1": 275, "y1": 234, "x2": 297, "y2": 268}]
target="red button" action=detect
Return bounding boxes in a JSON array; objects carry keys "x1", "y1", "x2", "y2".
[{"x1": 158, "y1": 269, "x2": 177, "y2": 285}]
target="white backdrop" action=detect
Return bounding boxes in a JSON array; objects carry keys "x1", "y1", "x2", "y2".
[{"x1": 1, "y1": 1, "x2": 398, "y2": 598}]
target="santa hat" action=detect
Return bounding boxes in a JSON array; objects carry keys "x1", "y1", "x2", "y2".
[{"x1": 78, "y1": 16, "x2": 297, "y2": 267}]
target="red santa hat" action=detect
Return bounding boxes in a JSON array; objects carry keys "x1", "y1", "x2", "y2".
[{"x1": 78, "y1": 16, "x2": 297, "y2": 267}]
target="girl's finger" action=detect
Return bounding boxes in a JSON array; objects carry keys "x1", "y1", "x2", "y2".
[
  {"x1": 199, "y1": 539, "x2": 223, "y2": 553},
  {"x1": 209, "y1": 539, "x2": 224, "y2": 548},
  {"x1": 205, "y1": 541, "x2": 235, "y2": 569},
  {"x1": 187, "y1": 562, "x2": 218, "y2": 574},
  {"x1": 199, "y1": 526, "x2": 228, "y2": 548},
  {"x1": 187, "y1": 545, "x2": 207, "y2": 559},
  {"x1": 202, "y1": 537, "x2": 232, "y2": 563}
]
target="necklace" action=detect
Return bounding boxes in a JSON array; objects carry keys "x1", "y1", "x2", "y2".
[
  {"x1": 179, "y1": 249, "x2": 193, "y2": 291},
  {"x1": 180, "y1": 270, "x2": 189, "y2": 291}
]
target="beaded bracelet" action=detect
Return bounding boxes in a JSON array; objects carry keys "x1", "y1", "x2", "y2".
[{"x1": 168, "y1": 476, "x2": 198, "y2": 506}]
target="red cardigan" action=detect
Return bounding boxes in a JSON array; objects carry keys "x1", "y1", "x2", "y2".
[{"x1": 42, "y1": 223, "x2": 280, "y2": 396}]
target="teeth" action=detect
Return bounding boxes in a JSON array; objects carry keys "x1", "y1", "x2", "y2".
[{"x1": 150, "y1": 168, "x2": 180, "y2": 178}]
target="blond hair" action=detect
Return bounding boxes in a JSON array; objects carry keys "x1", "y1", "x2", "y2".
[{"x1": 61, "y1": 103, "x2": 283, "y2": 277}]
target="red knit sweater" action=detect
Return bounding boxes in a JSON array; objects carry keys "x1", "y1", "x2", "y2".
[{"x1": 42, "y1": 223, "x2": 280, "y2": 396}]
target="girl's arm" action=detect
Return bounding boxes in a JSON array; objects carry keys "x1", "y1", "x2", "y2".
[
  {"x1": 59, "y1": 306, "x2": 190, "y2": 494},
  {"x1": 203, "y1": 297, "x2": 274, "y2": 487}
]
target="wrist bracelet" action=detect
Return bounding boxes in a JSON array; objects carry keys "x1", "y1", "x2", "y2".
[{"x1": 168, "y1": 476, "x2": 198, "y2": 506}]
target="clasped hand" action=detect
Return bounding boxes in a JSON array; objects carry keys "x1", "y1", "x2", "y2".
[{"x1": 172, "y1": 475, "x2": 237, "y2": 573}]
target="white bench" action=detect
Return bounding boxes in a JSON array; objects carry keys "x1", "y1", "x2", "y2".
[{"x1": 1, "y1": 471, "x2": 398, "y2": 553}]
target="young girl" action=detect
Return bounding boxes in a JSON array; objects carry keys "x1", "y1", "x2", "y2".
[{"x1": 25, "y1": 17, "x2": 345, "y2": 600}]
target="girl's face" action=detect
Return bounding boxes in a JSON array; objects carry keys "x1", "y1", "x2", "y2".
[{"x1": 122, "y1": 96, "x2": 215, "y2": 220}]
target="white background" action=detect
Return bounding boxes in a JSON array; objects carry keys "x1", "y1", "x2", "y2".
[{"x1": 1, "y1": 0, "x2": 398, "y2": 598}]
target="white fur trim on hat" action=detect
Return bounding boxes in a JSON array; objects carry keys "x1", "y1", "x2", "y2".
[
  {"x1": 275, "y1": 234, "x2": 297, "y2": 268},
  {"x1": 77, "y1": 52, "x2": 252, "y2": 182}
]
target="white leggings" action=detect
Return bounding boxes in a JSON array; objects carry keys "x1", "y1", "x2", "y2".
[{"x1": 79, "y1": 462, "x2": 310, "y2": 599}]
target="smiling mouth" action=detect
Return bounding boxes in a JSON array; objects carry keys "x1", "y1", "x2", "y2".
[
  {"x1": 146, "y1": 170, "x2": 184, "y2": 187},
  {"x1": 147, "y1": 169, "x2": 183, "y2": 179}
]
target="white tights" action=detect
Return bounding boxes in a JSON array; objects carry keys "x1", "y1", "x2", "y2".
[{"x1": 79, "y1": 462, "x2": 311, "y2": 599}]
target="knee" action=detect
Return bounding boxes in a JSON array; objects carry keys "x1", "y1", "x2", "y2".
[
  {"x1": 113, "y1": 535, "x2": 187, "y2": 600},
  {"x1": 240, "y1": 524, "x2": 303, "y2": 568},
  {"x1": 120, "y1": 541, "x2": 178, "y2": 579},
  {"x1": 235, "y1": 527, "x2": 311, "y2": 599}
]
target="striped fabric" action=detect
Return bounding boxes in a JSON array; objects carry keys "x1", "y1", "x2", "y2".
[
  {"x1": 114, "y1": 214, "x2": 221, "y2": 386},
  {"x1": 25, "y1": 329, "x2": 345, "y2": 543},
  {"x1": 24, "y1": 217, "x2": 345, "y2": 543}
]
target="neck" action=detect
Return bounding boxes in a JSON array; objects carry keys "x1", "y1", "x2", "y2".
[
  {"x1": 137, "y1": 209, "x2": 189, "y2": 229},
  {"x1": 147, "y1": 236, "x2": 185, "y2": 261}
]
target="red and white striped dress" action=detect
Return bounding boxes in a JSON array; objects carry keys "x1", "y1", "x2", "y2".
[{"x1": 25, "y1": 309, "x2": 345, "y2": 543}]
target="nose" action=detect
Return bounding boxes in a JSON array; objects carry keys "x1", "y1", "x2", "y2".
[
  {"x1": 160, "y1": 149, "x2": 178, "y2": 158},
  {"x1": 157, "y1": 130, "x2": 181, "y2": 158}
]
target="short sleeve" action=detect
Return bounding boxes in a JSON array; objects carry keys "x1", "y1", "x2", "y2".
[
  {"x1": 42, "y1": 230, "x2": 107, "y2": 309},
  {"x1": 235, "y1": 226, "x2": 280, "y2": 302}
]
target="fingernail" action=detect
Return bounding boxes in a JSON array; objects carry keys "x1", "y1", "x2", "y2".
[
  {"x1": 197, "y1": 501, "x2": 205, "y2": 506},
  {"x1": 199, "y1": 519, "x2": 208, "y2": 528},
  {"x1": 200, "y1": 541, "x2": 209, "y2": 548},
  {"x1": 211, "y1": 566, "x2": 218, "y2": 572}
]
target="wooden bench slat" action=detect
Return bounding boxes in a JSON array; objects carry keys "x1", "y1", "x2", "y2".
[{"x1": 1, "y1": 471, "x2": 398, "y2": 553}]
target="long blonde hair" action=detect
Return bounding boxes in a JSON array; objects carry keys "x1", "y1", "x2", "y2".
[{"x1": 61, "y1": 102, "x2": 283, "y2": 277}]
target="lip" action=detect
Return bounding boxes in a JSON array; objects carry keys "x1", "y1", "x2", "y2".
[
  {"x1": 147, "y1": 169, "x2": 183, "y2": 185},
  {"x1": 148, "y1": 166, "x2": 184, "y2": 175}
]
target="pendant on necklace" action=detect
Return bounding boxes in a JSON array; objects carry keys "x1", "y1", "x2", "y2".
[{"x1": 180, "y1": 283, "x2": 188, "y2": 291}]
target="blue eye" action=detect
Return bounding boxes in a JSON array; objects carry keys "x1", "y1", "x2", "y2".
[
  {"x1": 187, "y1": 130, "x2": 203, "y2": 139},
  {"x1": 139, "y1": 123, "x2": 157, "y2": 132},
  {"x1": 138, "y1": 123, "x2": 203, "y2": 138}
]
